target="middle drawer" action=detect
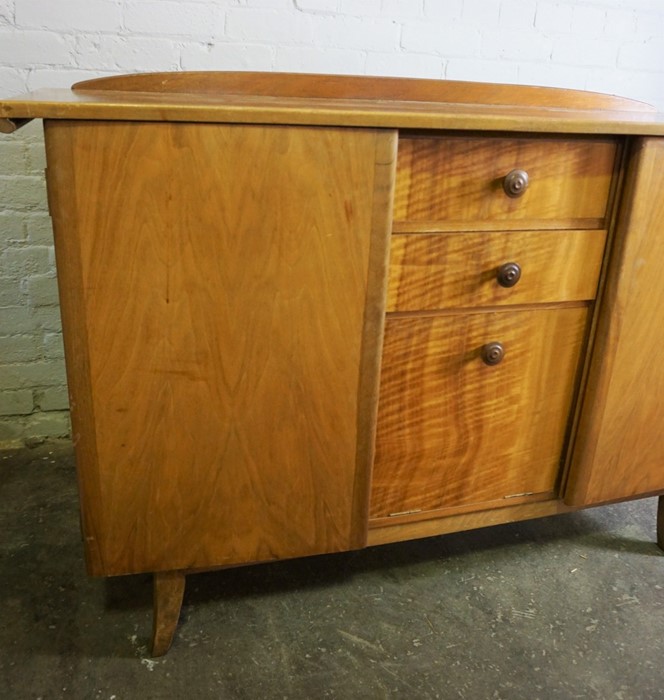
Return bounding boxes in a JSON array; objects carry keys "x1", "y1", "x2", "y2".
[{"x1": 387, "y1": 229, "x2": 607, "y2": 311}]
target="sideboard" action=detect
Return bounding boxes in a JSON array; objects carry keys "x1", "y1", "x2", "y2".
[{"x1": 1, "y1": 72, "x2": 663, "y2": 656}]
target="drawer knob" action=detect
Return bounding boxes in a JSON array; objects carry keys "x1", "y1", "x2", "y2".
[
  {"x1": 481, "y1": 342, "x2": 505, "y2": 366},
  {"x1": 497, "y1": 262, "x2": 522, "y2": 288},
  {"x1": 503, "y1": 169, "x2": 530, "y2": 198}
]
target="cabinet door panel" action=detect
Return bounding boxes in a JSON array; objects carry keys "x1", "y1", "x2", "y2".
[
  {"x1": 370, "y1": 308, "x2": 588, "y2": 519},
  {"x1": 566, "y1": 138, "x2": 664, "y2": 506},
  {"x1": 45, "y1": 121, "x2": 396, "y2": 575}
]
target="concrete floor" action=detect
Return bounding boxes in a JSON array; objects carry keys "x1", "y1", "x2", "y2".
[{"x1": 1, "y1": 441, "x2": 663, "y2": 700}]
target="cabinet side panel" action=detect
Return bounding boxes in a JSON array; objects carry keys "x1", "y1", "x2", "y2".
[
  {"x1": 45, "y1": 120, "x2": 394, "y2": 575},
  {"x1": 566, "y1": 137, "x2": 664, "y2": 506},
  {"x1": 44, "y1": 121, "x2": 105, "y2": 575}
]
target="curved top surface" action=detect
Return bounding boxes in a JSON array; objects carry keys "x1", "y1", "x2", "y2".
[
  {"x1": 71, "y1": 71, "x2": 655, "y2": 113},
  {"x1": 2, "y1": 71, "x2": 664, "y2": 136}
]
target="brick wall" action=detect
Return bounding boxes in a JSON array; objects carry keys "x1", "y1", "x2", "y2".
[{"x1": 1, "y1": 0, "x2": 664, "y2": 445}]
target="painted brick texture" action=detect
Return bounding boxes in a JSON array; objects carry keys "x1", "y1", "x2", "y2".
[{"x1": 1, "y1": 0, "x2": 664, "y2": 444}]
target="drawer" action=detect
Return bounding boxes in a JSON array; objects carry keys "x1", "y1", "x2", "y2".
[
  {"x1": 387, "y1": 229, "x2": 607, "y2": 311},
  {"x1": 393, "y1": 136, "x2": 618, "y2": 230},
  {"x1": 370, "y1": 307, "x2": 588, "y2": 519}
]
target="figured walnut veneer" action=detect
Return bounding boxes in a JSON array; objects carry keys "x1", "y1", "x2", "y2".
[
  {"x1": 387, "y1": 229, "x2": 607, "y2": 312},
  {"x1": 393, "y1": 136, "x2": 617, "y2": 229},
  {"x1": 2, "y1": 73, "x2": 664, "y2": 656},
  {"x1": 46, "y1": 120, "x2": 396, "y2": 576},
  {"x1": 370, "y1": 308, "x2": 589, "y2": 519}
]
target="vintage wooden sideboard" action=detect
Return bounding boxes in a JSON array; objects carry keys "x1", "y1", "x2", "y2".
[{"x1": 1, "y1": 73, "x2": 664, "y2": 656}]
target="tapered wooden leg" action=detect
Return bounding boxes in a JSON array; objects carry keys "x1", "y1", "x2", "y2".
[
  {"x1": 657, "y1": 496, "x2": 664, "y2": 552},
  {"x1": 152, "y1": 570, "x2": 186, "y2": 657}
]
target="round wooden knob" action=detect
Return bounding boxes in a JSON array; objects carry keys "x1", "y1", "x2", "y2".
[
  {"x1": 497, "y1": 262, "x2": 522, "y2": 288},
  {"x1": 481, "y1": 342, "x2": 505, "y2": 366},
  {"x1": 503, "y1": 169, "x2": 529, "y2": 197}
]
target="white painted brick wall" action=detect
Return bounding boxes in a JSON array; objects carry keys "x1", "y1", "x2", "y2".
[{"x1": 1, "y1": 0, "x2": 664, "y2": 445}]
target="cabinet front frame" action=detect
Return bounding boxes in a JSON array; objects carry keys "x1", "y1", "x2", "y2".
[{"x1": 369, "y1": 129, "x2": 637, "y2": 536}]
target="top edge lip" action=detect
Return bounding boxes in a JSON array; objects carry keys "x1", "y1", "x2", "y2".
[
  {"x1": 2, "y1": 73, "x2": 664, "y2": 137},
  {"x1": 67, "y1": 71, "x2": 656, "y2": 114},
  {"x1": 3, "y1": 95, "x2": 664, "y2": 138}
]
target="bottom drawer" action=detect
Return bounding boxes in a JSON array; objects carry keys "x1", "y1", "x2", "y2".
[{"x1": 370, "y1": 307, "x2": 589, "y2": 519}]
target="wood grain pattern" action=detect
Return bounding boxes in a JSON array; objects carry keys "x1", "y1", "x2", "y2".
[
  {"x1": 370, "y1": 489, "x2": 555, "y2": 529},
  {"x1": 45, "y1": 127, "x2": 106, "y2": 577},
  {"x1": 152, "y1": 571, "x2": 185, "y2": 657},
  {"x1": 554, "y1": 140, "x2": 630, "y2": 497},
  {"x1": 71, "y1": 72, "x2": 655, "y2": 113},
  {"x1": 9, "y1": 75, "x2": 662, "y2": 658},
  {"x1": 3, "y1": 88, "x2": 664, "y2": 136},
  {"x1": 44, "y1": 120, "x2": 395, "y2": 576},
  {"x1": 352, "y1": 132, "x2": 398, "y2": 537},
  {"x1": 368, "y1": 498, "x2": 575, "y2": 546},
  {"x1": 370, "y1": 308, "x2": 589, "y2": 518},
  {"x1": 394, "y1": 136, "x2": 617, "y2": 228},
  {"x1": 565, "y1": 138, "x2": 664, "y2": 506},
  {"x1": 387, "y1": 229, "x2": 607, "y2": 311}
]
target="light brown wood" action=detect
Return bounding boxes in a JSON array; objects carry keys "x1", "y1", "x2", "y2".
[
  {"x1": 3, "y1": 74, "x2": 663, "y2": 656},
  {"x1": 394, "y1": 136, "x2": 617, "y2": 228},
  {"x1": 46, "y1": 131, "x2": 106, "y2": 576},
  {"x1": 555, "y1": 139, "x2": 630, "y2": 496},
  {"x1": 565, "y1": 138, "x2": 664, "y2": 506},
  {"x1": 44, "y1": 120, "x2": 395, "y2": 576},
  {"x1": 392, "y1": 218, "x2": 607, "y2": 233},
  {"x1": 0, "y1": 116, "x2": 31, "y2": 133},
  {"x1": 352, "y1": 133, "x2": 399, "y2": 532},
  {"x1": 657, "y1": 497, "x2": 664, "y2": 552},
  {"x1": 387, "y1": 229, "x2": 607, "y2": 312},
  {"x1": 3, "y1": 76, "x2": 664, "y2": 135},
  {"x1": 368, "y1": 498, "x2": 575, "y2": 546},
  {"x1": 71, "y1": 72, "x2": 656, "y2": 113},
  {"x1": 152, "y1": 571, "x2": 185, "y2": 657},
  {"x1": 371, "y1": 489, "x2": 556, "y2": 529},
  {"x1": 370, "y1": 307, "x2": 589, "y2": 519}
]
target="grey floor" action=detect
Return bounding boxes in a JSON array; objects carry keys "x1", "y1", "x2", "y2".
[{"x1": 1, "y1": 441, "x2": 663, "y2": 700}]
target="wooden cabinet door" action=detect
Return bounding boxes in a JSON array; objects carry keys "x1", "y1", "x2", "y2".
[
  {"x1": 45, "y1": 120, "x2": 396, "y2": 576},
  {"x1": 565, "y1": 138, "x2": 664, "y2": 506}
]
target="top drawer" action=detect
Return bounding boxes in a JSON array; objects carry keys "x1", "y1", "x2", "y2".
[{"x1": 393, "y1": 135, "x2": 618, "y2": 230}]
